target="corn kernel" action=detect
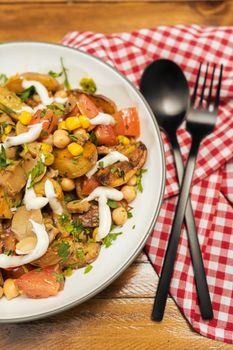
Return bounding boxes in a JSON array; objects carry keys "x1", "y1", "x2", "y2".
[
  {"x1": 117, "y1": 135, "x2": 130, "y2": 145},
  {"x1": 19, "y1": 111, "x2": 32, "y2": 125},
  {"x1": 1, "y1": 135, "x2": 7, "y2": 142},
  {"x1": 93, "y1": 228, "x2": 98, "y2": 240},
  {"x1": 4, "y1": 125, "x2": 12, "y2": 135},
  {"x1": 79, "y1": 115, "x2": 90, "y2": 129},
  {"x1": 41, "y1": 143, "x2": 52, "y2": 153},
  {"x1": 65, "y1": 117, "x2": 81, "y2": 131},
  {"x1": 58, "y1": 121, "x2": 67, "y2": 130},
  {"x1": 67, "y1": 143, "x2": 83, "y2": 156},
  {"x1": 43, "y1": 153, "x2": 55, "y2": 166}
]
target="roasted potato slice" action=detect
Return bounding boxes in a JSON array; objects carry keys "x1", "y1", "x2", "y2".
[
  {"x1": 53, "y1": 142, "x2": 98, "y2": 178},
  {"x1": 95, "y1": 141, "x2": 147, "y2": 187},
  {"x1": 69, "y1": 89, "x2": 117, "y2": 115},
  {"x1": 5, "y1": 72, "x2": 60, "y2": 93},
  {"x1": 0, "y1": 87, "x2": 24, "y2": 118},
  {"x1": 33, "y1": 237, "x2": 100, "y2": 269}
]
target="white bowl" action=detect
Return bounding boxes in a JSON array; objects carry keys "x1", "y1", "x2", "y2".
[{"x1": 0, "y1": 42, "x2": 165, "y2": 323}]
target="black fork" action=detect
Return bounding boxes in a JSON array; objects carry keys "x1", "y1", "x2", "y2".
[{"x1": 152, "y1": 63, "x2": 223, "y2": 321}]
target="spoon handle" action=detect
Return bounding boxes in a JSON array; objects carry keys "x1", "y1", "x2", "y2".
[
  {"x1": 170, "y1": 136, "x2": 213, "y2": 320},
  {"x1": 152, "y1": 141, "x2": 213, "y2": 321}
]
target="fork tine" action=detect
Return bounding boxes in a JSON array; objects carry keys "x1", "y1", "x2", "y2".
[
  {"x1": 191, "y1": 63, "x2": 202, "y2": 107},
  {"x1": 214, "y1": 64, "x2": 223, "y2": 112},
  {"x1": 206, "y1": 64, "x2": 216, "y2": 109},
  {"x1": 199, "y1": 63, "x2": 209, "y2": 108}
]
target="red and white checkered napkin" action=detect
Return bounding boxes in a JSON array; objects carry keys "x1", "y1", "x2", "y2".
[{"x1": 62, "y1": 25, "x2": 233, "y2": 343}]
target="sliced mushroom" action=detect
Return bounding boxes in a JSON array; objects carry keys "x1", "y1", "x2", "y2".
[
  {"x1": 0, "y1": 86, "x2": 24, "y2": 118},
  {"x1": 11, "y1": 206, "x2": 43, "y2": 241},
  {"x1": 34, "y1": 177, "x2": 63, "y2": 200},
  {"x1": 0, "y1": 161, "x2": 26, "y2": 196},
  {"x1": 66, "y1": 200, "x2": 90, "y2": 214}
]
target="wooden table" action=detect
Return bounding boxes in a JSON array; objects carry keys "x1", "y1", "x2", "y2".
[{"x1": 0, "y1": 1, "x2": 232, "y2": 349}]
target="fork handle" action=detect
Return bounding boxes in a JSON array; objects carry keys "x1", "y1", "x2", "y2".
[
  {"x1": 152, "y1": 142, "x2": 207, "y2": 321},
  {"x1": 171, "y1": 137, "x2": 213, "y2": 320}
]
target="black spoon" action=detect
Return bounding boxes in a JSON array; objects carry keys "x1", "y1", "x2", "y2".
[{"x1": 140, "y1": 59, "x2": 213, "y2": 320}]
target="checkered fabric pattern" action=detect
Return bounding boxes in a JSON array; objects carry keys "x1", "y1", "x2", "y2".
[{"x1": 62, "y1": 25, "x2": 233, "y2": 343}]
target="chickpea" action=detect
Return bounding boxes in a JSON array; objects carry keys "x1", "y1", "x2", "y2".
[
  {"x1": 53, "y1": 130, "x2": 70, "y2": 149},
  {"x1": 61, "y1": 178, "x2": 75, "y2": 192},
  {"x1": 0, "y1": 286, "x2": 3, "y2": 298},
  {"x1": 55, "y1": 90, "x2": 67, "y2": 98},
  {"x1": 32, "y1": 94, "x2": 41, "y2": 103},
  {"x1": 3, "y1": 279, "x2": 19, "y2": 300},
  {"x1": 127, "y1": 175, "x2": 137, "y2": 186},
  {"x1": 121, "y1": 185, "x2": 137, "y2": 203},
  {"x1": 73, "y1": 128, "x2": 89, "y2": 146},
  {"x1": 112, "y1": 207, "x2": 128, "y2": 226}
]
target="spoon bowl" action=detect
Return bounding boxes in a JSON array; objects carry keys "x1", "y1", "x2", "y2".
[{"x1": 140, "y1": 59, "x2": 189, "y2": 132}]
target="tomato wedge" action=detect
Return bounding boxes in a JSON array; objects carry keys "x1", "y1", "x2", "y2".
[
  {"x1": 30, "y1": 109, "x2": 58, "y2": 136},
  {"x1": 82, "y1": 176, "x2": 100, "y2": 196},
  {"x1": 114, "y1": 107, "x2": 140, "y2": 136},
  {"x1": 15, "y1": 265, "x2": 63, "y2": 298},
  {"x1": 77, "y1": 94, "x2": 101, "y2": 118},
  {"x1": 95, "y1": 125, "x2": 117, "y2": 146}
]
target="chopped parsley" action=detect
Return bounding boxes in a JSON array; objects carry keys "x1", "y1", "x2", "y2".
[
  {"x1": 69, "y1": 134, "x2": 78, "y2": 142},
  {"x1": 64, "y1": 192, "x2": 77, "y2": 203},
  {"x1": 0, "y1": 122, "x2": 8, "y2": 135},
  {"x1": 3, "y1": 249, "x2": 13, "y2": 256},
  {"x1": 58, "y1": 241, "x2": 70, "y2": 262},
  {"x1": 111, "y1": 167, "x2": 125, "y2": 178},
  {"x1": 137, "y1": 169, "x2": 147, "y2": 192},
  {"x1": 102, "y1": 232, "x2": 123, "y2": 248},
  {"x1": 89, "y1": 131, "x2": 97, "y2": 145},
  {"x1": 107, "y1": 199, "x2": 119, "y2": 209},
  {"x1": 63, "y1": 219, "x2": 84, "y2": 239},
  {"x1": 59, "y1": 213, "x2": 69, "y2": 224},
  {"x1": 84, "y1": 264, "x2": 93, "y2": 274},
  {"x1": 0, "y1": 73, "x2": 7, "y2": 86},
  {"x1": 0, "y1": 146, "x2": 12, "y2": 168},
  {"x1": 80, "y1": 77, "x2": 97, "y2": 94},
  {"x1": 60, "y1": 57, "x2": 71, "y2": 90},
  {"x1": 52, "y1": 272, "x2": 65, "y2": 283},
  {"x1": 127, "y1": 211, "x2": 133, "y2": 219},
  {"x1": 132, "y1": 225, "x2": 136, "y2": 230},
  {"x1": 47, "y1": 102, "x2": 65, "y2": 116},
  {"x1": 48, "y1": 58, "x2": 70, "y2": 90},
  {"x1": 48, "y1": 70, "x2": 63, "y2": 78},
  {"x1": 98, "y1": 161, "x2": 104, "y2": 169},
  {"x1": 63, "y1": 267, "x2": 73, "y2": 277},
  {"x1": 28, "y1": 159, "x2": 45, "y2": 188},
  {"x1": 0, "y1": 103, "x2": 15, "y2": 115},
  {"x1": 76, "y1": 248, "x2": 85, "y2": 260},
  {"x1": 18, "y1": 86, "x2": 36, "y2": 102}
]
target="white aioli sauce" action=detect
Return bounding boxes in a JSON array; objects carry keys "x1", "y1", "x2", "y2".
[
  {"x1": 24, "y1": 175, "x2": 49, "y2": 211},
  {"x1": 0, "y1": 220, "x2": 49, "y2": 268},
  {"x1": 44, "y1": 179, "x2": 63, "y2": 215},
  {"x1": 3, "y1": 123, "x2": 43, "y2": 149},
  {"x1": 84, "y1": 186, "x2": 123, "y2": 241},
  {"x1": 22, "y1": 80, "x2": 67, "y2": 107},
  {"x1": 86, "y1": 151, "x2": 129, "y2": 178},
  {"x1": 90, "y1": 112, "x2": 116, "y2": 126}
]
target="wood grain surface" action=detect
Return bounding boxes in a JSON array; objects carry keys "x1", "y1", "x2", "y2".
[
  {"x1": 0, "y1": 1, "x2": 232, "y2": 349},
  {"x1": 0, "y1": 2, "x2": 232, "y2": 42}
]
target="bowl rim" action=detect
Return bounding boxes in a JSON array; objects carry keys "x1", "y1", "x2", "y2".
[{"x1": 0, "y1": 40, "x2": 166, "y2": 323}]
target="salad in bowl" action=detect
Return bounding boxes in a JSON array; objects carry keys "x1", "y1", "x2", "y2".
[{"x1": 0, "y1": 61, "x2": 147, "y2": 301}]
